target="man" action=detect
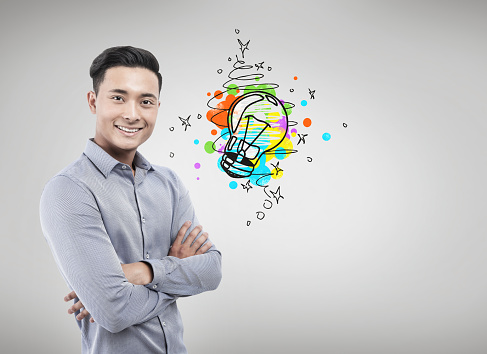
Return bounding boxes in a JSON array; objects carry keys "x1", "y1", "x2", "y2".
[{"x1": 39, "y1": 46, "x2": 222, "y2": 353}]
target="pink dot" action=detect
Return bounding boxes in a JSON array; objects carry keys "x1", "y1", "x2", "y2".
[
  {"x1": 194, "y1": 163, "x2": 201, "y2": 169},
  {"x1": 197, "y1": 177, "x2": 200, "y2": 180},
  {"x1": 291, "y1": 128, "x2": 297, "y2": 134}
]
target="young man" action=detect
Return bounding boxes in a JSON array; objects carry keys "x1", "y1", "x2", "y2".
[{"x1": 40, "y1": 46, "x2": 222, "y2": 353}]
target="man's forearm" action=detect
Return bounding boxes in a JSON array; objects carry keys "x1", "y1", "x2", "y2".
[
  {"x1": 144, "y1": 249, "x2": 222, "y2": 296},
  {"x1": 122, "y1": 262, "x2": 154, "y2": 285}
]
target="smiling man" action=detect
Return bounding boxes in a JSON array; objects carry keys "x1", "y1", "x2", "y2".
[{"x1": 39, "y1": 46, "x2": 222, "y2": 354}]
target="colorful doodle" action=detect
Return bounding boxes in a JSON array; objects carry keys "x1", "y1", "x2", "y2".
[{"x1": 169, "y1": 29, "x2": 344, "y2": 225}]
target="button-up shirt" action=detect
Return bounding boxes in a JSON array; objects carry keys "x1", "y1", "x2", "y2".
[{"x1": 40, "y1": 139, "x2": 222, "y2": 353}]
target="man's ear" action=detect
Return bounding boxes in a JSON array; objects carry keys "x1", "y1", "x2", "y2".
[{"x1": 87, "y1": 91, "x2": 97, "y2": 114}]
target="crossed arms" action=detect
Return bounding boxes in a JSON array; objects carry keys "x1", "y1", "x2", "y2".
[
  {"x1": 66, "y1": 222, "x2": 213, "y2": 323},
  {"x1": 40, "y1": 175, "x2": 222, "y2": 333}
]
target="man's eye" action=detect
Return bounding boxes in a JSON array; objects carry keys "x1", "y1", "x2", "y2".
[
  {"x1": 142, "y1": 100, "x2": 153, "y2": 105},
  {"x1": 112, "y1": 96, "x2": 123, "y2": 101}
]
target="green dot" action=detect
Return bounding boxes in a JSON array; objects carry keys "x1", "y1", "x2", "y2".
[{"x1": 204, "y1": 141, "x2": 216, "y2": 154}]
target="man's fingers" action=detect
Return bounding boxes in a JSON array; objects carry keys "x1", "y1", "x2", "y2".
[
  {"x1": 196, "y1": 241, "x2": 212, "y2": 255},
  {"x1": 76, "y1": 309, "x2": 90, "y2": 321},
  {"x1": 64, "y1": 290, "x2": 77, "y2": 302},
  {"x1": 68, "y1": 300, "x2": 84, "y2": 314},
  {"x1": 90, "y1": 317, "x2": 95, "y2": 323},
  {"x1": 185, "y1": 225, "x2": 202, "y2": 246},
  {"x1": 175, "y1": 221, "x2": 192, "y2": 244},
  {"x1": 191, "y1": 232, "x2": 209, "y2": 251}
]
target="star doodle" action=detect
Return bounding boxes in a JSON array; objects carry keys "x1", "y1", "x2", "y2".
[
  {"x1": 308, "y1": 88, "x2": 316, "y2": 99},
  {"x1": 255, "y1": 61, "x2": 264, "y2": 70},
  {"x1": 270, "y1": 161, "x2": 283, "y2": 177},
  {"x1": 269, "y1": 186, "x2": 284, "y2": 205},
  {"x1": 179, "y1": 115, "x2": 191, "y2": 131},
  {"x1": 241, "y1": 180, "x2": 253, "y2": 193},
  {"x1": 237, "y1": 39, "x2": 250, "y2": 58},
  {"x1": 297, "y1": 133, "x2": 308, "y2": 145}
]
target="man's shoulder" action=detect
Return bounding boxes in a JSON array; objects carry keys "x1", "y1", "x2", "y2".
[{"x1": 43, "y1": 154, "x2": 94, "y2": 192}]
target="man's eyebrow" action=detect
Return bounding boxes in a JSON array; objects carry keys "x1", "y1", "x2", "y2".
[{"x1": 108, "y1": 89, "x2": 158, "y2": 100}]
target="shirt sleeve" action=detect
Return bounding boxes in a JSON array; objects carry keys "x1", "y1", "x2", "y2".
[
  {"x1": 143, "y1": 174, "x2": 222, "y2": 296},
  {"x1": 39, "y1": 175, "x2": 177, "y2": 334}
]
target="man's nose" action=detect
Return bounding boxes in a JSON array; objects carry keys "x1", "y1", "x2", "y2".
[{"x1": 122, "y1": 102, "x2": 141, "y2": 121}]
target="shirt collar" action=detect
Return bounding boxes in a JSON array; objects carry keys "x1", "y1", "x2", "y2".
[{"x1": 83, "y1": 138, "x2": 154, "y2": 178}]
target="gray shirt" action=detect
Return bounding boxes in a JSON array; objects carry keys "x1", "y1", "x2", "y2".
[{"x1": 40, "y1": 138, "x2": 222, "y2": 353}]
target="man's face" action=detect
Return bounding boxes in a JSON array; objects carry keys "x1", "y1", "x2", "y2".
[{"x1": 88, "y1": 66, "x2": 160, "y2": 159}]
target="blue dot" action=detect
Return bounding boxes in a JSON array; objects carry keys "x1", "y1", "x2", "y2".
[
  {"x1": 229, "y1": 181, "x2": 238, "y2": 189},
  {"x1": 275, "y1": 147, "x2": 286, "y2": 160},
  {"x1": 301, "y1": 100, "x2": 307, "y2": 106},
  {"x1": 194, "y1": 139, "x2": 199, "y2": 145},
  {"x1": 322, "y1": 132, "x2": 331, "y2": 141}
]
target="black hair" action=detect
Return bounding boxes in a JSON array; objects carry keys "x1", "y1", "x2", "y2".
[{"x1": 89, "y1": 46, "x2": 162, "y2": 95}]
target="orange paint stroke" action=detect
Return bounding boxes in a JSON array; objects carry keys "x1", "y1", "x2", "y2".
[{"x1": 206, "y1": 93, "x2": 240, "y2": 128}]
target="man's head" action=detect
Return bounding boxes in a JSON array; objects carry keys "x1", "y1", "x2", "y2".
[
  {"x1": 87, "y1": 46, "x2": 162, "y2": 163},
  {"x1": 89, "y1": 46, "x2": 162, "y2": 96}
]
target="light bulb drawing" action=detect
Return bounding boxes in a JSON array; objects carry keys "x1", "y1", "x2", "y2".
[{"x1": 220, "y1": 90, "x2": 289, "y2": 178}]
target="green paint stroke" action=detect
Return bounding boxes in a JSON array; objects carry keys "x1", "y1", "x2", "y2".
[
  {"x1": 227, "y1": 84, "x2": 239, "y2": 96},
  {"x1": 243, "y1": 84, "x2": 276, "y2": 97}
]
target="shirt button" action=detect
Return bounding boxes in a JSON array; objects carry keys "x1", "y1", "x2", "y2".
[
  {"x1": 146, "y1": 253, "x2": 150, "y2": 259},
  {"x1": 153, "y1": 285, "x2": 157, "y2": 289},
  {"x1": 142, "y1": 217, "x2": 146, "y2": 223},
  {"x1": 162, "y1": 322, "x2": 166, "y2": 326},
  {"x1": 122, "y1": 165, "x2": 127, "y2": 169}
]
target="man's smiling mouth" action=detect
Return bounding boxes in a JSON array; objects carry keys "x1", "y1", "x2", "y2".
[{"x1": 116, "y1": 125, "x2": 142, "y2": 133}]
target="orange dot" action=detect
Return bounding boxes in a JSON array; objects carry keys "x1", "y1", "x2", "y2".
[
  {"x1": 236, "y1": 89, "x2": 240, "y2": 93},
  {"x1": 294, "y1": 76, "x2": 298, "y2": 80},
  {"x1": 211, "y1": 129, "x2": 217, "y2": 135},
  {"x1": 303, "y1": 118, "x2": 312, "y2": 127},
  {"x1": 207, "y1": 92, "x2": 211, "y2": 96},
  {"x1": 215, "y1": 90, "x2": 223, "y2": 99}
]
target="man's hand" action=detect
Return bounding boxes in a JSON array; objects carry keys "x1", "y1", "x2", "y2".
[
  {"x1": 65, "y1": 291, "x2": 95, "y2": 323},
  {"x1": 64, "y1": 262, "x2": 153, "y2": 323},
  {"x1": 169, "y1": 221, "x2": 212, "y2": 259}
]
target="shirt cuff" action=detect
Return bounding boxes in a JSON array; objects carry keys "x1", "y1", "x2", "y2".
[{"x1": 141, "y1": 259, "x2": 166, "y2": 291}]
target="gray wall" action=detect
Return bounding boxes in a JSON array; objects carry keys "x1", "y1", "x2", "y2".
[{"x1": 1, "y1": 1, "x2": 486, "y2": 353}]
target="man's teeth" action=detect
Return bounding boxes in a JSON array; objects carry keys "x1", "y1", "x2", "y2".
[{"x1": 117, "y1": 126, "x2": 140, "y2": 133}]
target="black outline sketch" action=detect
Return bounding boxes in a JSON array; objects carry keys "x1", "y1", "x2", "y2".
[
  {"x1": 308, "y1": 88, "x2": 315, "y2": 99},
  {"x1": 241, "y1": 180, "x2": 253, "y2": 193},
  {"x1": 170, "y1": 152, "x2": 174, "y2": 158},
  {"x1": 268, "y1": 186, "x2": 284, "y2": 205},
  {"x1": 290, "y1": 88, "x2": 294, "y2": 92},
  {"x1": 307, "y1": 156, "x2": 312, "y2": 162},
  {"x1": 263, "y1": 199, "x2": 272, "y2": 209},
  {"x1": 256, "y1": 211, "x2": 265, "y2": 220},
  {"x1": 197, "y1": 114, "x2": 202, "y2": 119},
  {"x1": 297, "y1": 133, "x2": 308, "y2": 145},
  {"x1": 217, "y1": 69, "x2": 223, "y2": 74},
  {"x1": 343, "y1": 122, "x2": 347, "y2": 128},
  {"x1": 270, "y1": 161, "x2": 283, "y2": 177},
  {"x1": 220, "y1": 91, "x2": 289, "y2": 179},
  {"x1": 169, "y1": 127, "x2": 174, "y2": 131},
  {"x1": 247, "y1": 220, "x2": 251, "y2": 226},
  {"x1": 237, "y1": 39, "x2": 250, "y2": 58},
  {"x1": 255, "y1": 61, "x2": 264, "y2": 70},
  {"x1": 179, "y1": 115, "x2": 191, "y2": 131}
]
